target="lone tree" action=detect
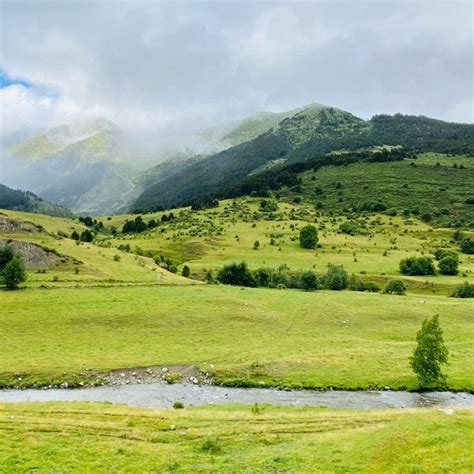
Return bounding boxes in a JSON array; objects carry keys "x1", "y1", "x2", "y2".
[
  {"x1": 3, "y1": 255, "x2": 27, "y2": 290},
  {"x1": 299, "y1": 225, "x2": 318, "y2": 249},
  {"x1": 410, "y1": 315, "x2": 448, "y2": 388}
]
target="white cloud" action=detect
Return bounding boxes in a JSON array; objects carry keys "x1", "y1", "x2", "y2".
[{"x1": 0, "y1": 0, "x2": 472, "y2": 143}]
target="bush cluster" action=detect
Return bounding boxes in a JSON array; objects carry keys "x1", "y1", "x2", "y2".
[{"x1": 399, "y1": 256, "x2": 435, "y2": 276}]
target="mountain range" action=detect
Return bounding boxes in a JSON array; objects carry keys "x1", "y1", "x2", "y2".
[{"x1": 1, "y1": 102, "x2": 473, "y2": 215}]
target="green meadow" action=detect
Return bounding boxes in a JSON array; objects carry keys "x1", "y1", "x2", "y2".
[
  {"x1": 2, "y1": 285, "x2": 473, "y2": 390},
  {"x1": 1, "y1": 403, "x2": 472, "y2": 473}
]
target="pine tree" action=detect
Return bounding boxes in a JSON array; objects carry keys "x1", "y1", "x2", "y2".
[{"x1": 410, "y1": 315, "x2": 448, "y2": 387}]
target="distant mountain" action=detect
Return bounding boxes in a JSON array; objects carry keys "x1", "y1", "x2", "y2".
[
  {"x1": 2, "y1": 117, "x2": 141, "y2": 215},
  {"x1": 0, "y1": 183, "x2": 73, "y2": 217},
  {"x1": 133, "y1": 106, "x2": 474, "y2": 211}
]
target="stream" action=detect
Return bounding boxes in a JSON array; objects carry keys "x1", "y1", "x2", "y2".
[{"x1": 0, "y1": 382, "x2": 473, "y2": 409}]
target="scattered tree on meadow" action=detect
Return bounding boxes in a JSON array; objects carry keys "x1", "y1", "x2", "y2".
[
  {"x1": 253, "y1": 240, "x2": 260, "y2": 250},
  {"x1": 299, "y1": 225, "x2": 318, "y2": 249},
  {"x1": 0, "y1": 244, "x2": 16, "y2": 270},
  {"x1": 182, "y1": 265, "x2": 190, "y2": 278},
  {"x1": 399, "y1": 256, "x2": 435, "y2": 275},
  {"x1": 299, "y1": 271, "x2": 319, "y2": 291},
  {"x1": 324, "y1": 264, "x2": 348, "y2": 290},
  {"x1": 70, "y1": 230, "x2": 80, "y2": 241},
  {"x1": 450, "y1": 281, "x2": 474, "y2": 298},
  {"x1": 410, "y1": 315, "x2": 448, "y2": 387},
  {"x1": 438, "y1": 256, "x2": 458, "y2": 275},
  {"x1": 1, "y1": 253, "x2": 26, "y2": 290},
  {"x1": 216, "y1": 262, "x2": 256, "y2": 287},
  {"x1": 460, "y1": 238, "x2": 474, "y2": 254},
  {"x1": 383, "y1": 279, "x2": 406, "y2": 295},
  {"x1": 80, "y1": 229, "x2": 94, "y2": 242}
]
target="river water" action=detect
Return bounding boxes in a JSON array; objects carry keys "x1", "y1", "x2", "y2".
[{"x1": 0, "y1": 383, "x2": 472, "y2": 409}]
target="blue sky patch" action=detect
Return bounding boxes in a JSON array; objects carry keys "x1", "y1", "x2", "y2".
[{"x1": 0, "y1": 67, "x2": 59, "y2": 98}]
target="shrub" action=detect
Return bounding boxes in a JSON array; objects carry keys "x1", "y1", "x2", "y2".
[
  {"x1": 113, "y1": 255, "x2": 121, "y2": 262},
  {"x1": 450, "y1": 281, "x2": 474, "y2": 298},
  {"x1": 433, "y1": 249, "x2": 458, "y2": 261},
  {"x1": 364, "y1": 281, "x2": 381, "y2": 293},
  {"x1": 259, "y1": 199, "x2": 278, "y2": 212},
  {"x1": 253, "y1": 240, "x2": 260, "y2": 250},
  {"x1": 216, "y1": 262, "x2": 256, "y2": 287},
  {"x1": 460, "y1": 238, "x2": 474, "y2": 254},
  {"x1": 299, "y1": 225, "x2": 318, "y2": 249},
  {"x1": 80, "y1": 229, "x2": 94, "y2": 242},
  {"x1": 452, "y1": 229, "x2": 464, "y2": 241},
  {"x1": 173, "y1": 401, "x2": 184, "y2": 409},
  {"x1": 438, "y1": 256, "x2": 458, "y2": 275},
  {"x1": 410, "y1": 315, "x2": 448, "y2": 387},
  {"x1": 0, "y1": 244, "x2": 16, "y2": 270},
  {"x1": 399, "y1": 256, "x2": 435, "y2": 275},
  {"x1": 339, "y1": 221, "x2": 361, "y2": 235},
  {"x1": 182, "y1": 265, "x2": 191, "y2": 278},
  {"x1": 348, "y1": 274, "x2": 366, "y2": 291},
  {"x1": 70, "y1": 230, "x2": 80, "y2": 241},
  {"x1": 2, "y1": 255, "x2": 26, "y2": 290},
  {"x1": 383, "y1": 279, "x2": 406, "y2": 295},
  {"x1": 324, "y1": 264, "x2": 348, "y2": 290},
  {"x1": 299, "y1": 271, "x2": 319, "y2": 291}
]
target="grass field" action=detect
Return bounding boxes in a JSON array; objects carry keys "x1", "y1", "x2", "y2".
[
  {"x1": 1, "y1": 402, "x2": 472, "y2": 472},
  {"x1": 2, "y1": 285, "x2": 473, "y2": 390},
  {"x1": 2, "y1": 197, "x2": 473, "y2": 294}
]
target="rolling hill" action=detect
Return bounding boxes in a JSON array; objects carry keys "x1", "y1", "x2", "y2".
[
  {"x1": 0, "y1": 183, "x2": 73, "y2": 217},
  {"x1": 134, "y1": 106, "x2": 474, "y2": 211}
]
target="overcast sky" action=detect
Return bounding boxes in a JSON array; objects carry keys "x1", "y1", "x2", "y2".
[{"x1": 0, "y1": 0, "x2": 472, "y2": 141}]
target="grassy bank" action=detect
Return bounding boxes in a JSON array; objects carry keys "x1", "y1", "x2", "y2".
[
  {"x1": 2, "y1": 285, "x2": 473, "y2": 390},
  {"x1": 0, "y1": 402, "x2": 472, "y2": 472}
]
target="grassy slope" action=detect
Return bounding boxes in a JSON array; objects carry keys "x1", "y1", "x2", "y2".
[
  {"x1": 2, "y1": 285, "x2": 473, "y2": 390},
  {"x1": 1, "y1": 403, "x2": 473, "y2": 473},
  {"x1": 103, "y1": 200, "x2": 473, "y2": 294},
  {"x1": 0, "y1": 210, "x2": 189, "y2": 286},
  {"x1": 291, "y1": 153, "x2": 474, "y2": 227}
]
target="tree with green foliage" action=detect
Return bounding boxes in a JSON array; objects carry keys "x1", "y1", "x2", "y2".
[
  {"x1": 399, "y1": 256, "x2": 435, "y2": 275},
  {"x1": 450, "y1": 281, "x2": 474, "y2": 298},
  {"x1": 216, "y1": 262, "x2": 256, "y2": 287},
  {"x1": 2, "y1": 255, "x2": 26, "y2": 290},
  {"x1": 383, "y1": 279, "x2": 406, "y2": 295},
  {"x1": 70, "y1": 230, "x2": 80, "y2": 241},
  {"x1": 253, "y1": 240, "x2": 260, "y2": 250},
  {"x1": 460, "y1": 238, "x2": 474, "y2": 254},
  {"x1": 410, "y1": 315, "x2": 448, "y2": 387},
  {"x1": 324, "y1": 264, "x2": 348, "y2": 290},
  {"x1": 299, "y1": 271, "x2": 319, "y2": 291},
  {"x1": 80, "y1": 229, "x2": 94, "y2": 242},
  {"x1": 0, "y1": 244, "x2": 16, "y2": 270},
  {"x1": 182, "y1": 265, "x2": 190, "y2": 278},
  {"x1": 299, "y1": 225, "x2": 318, "y2": 249},
  {"x1": 438, "y1": 256, "x2": 458, "y2": 275}
]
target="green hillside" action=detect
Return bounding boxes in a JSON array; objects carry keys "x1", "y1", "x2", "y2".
[
  {"x1": 134, "y1": 107, "x2": 474, "y2": 211},
  {"x1": 0, "y1": 183, "x2": 73, "y2": 217}
]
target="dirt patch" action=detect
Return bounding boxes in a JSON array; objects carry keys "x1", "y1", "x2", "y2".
[{"x1": 0, "y1": 238, "x2": 69, "y2": 268}]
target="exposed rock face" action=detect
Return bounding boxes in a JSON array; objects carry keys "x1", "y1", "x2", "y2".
[
  {"x1": 0, "y1": 238, "x2": 65, "y2": 268},
  {"x1": 0, "y1": 214, "x2": 42, "y2": 234}
]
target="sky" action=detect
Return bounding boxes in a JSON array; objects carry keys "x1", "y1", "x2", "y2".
[{"x1": 0, "y1": 0, "x2": 472, "y2": 143}]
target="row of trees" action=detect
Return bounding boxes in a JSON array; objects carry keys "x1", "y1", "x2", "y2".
[
  {"x1": 214, "y1": 261, "x2": 407, "y2": 295},
  {"x1": 0, "y1": 245, "x2": 26, "y2": 290}
]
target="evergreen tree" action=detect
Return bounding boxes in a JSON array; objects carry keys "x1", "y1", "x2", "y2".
[
  {"x1": 410, "y1": 315, "x2": 448, "y2": 387},
  {"x1": 3, "y1": 255, "x2": 26, "y2": 290},
  {"x1": 299, "y1": 225, "x2": 318, "y2": 249}
]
